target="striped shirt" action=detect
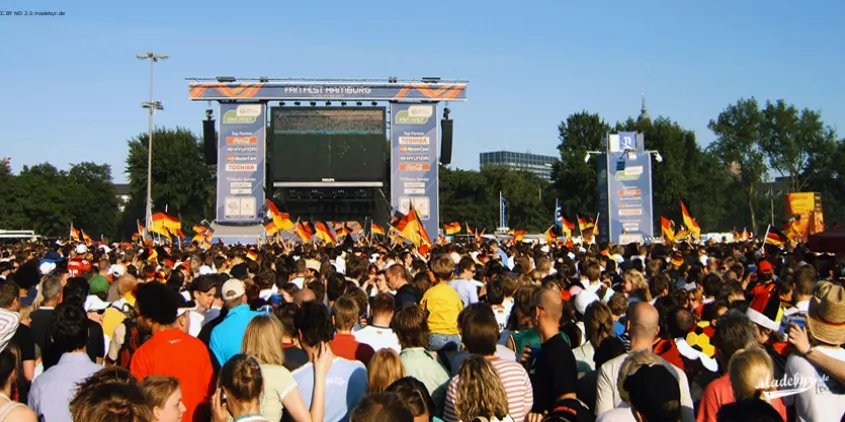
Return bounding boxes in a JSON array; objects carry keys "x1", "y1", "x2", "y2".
[
  {"x1": 443, "y1": 356, "x2": 533, "y2": 422},
  {"x1": 0, "y1": 308, "x2": 20, "y2": 353}
]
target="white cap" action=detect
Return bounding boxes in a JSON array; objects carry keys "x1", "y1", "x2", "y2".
[
  {"x1": 540, "y1": 246, "x2": 550, "y2": 253},
  {"x1": 75, "y1": 244, "x2": 88, "y2": 254},
  {"x1": 573, "y1": 290, "x2": 600, "y2": 315},
  {"x1": 108, "y1": 264, "x2": 126, "y2": 277},
  {"x1": 198, "y1": 266, "x2": 215, "y2": 275},
  {"x1": 99, "y1": 245, "x2": 111, "y2": 254},
  {"x1": 221, "y1": 279, "x2": 246, "y2": 300},
  {"x1": 305, "y1": 259, "x2": 321, "y2": 273},
  {"x1": 39, "y1": 262, "x2": 56, "y2": 276},
  {"x1": 84, "y1": 295, "x2": 110, "y2": 312},
  {"x1": 449, "y1": 252, "x2": 461, "y2": 264}
]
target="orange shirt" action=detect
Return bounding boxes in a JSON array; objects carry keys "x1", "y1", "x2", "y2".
[
  {"x1": 697, "y1": 373, "x2": 787, "y2": 422},
  {"x1": 130, "y1": 328, "x2": 215, "y2": 422},
  {"x1": 331, "y1": 333, "x2": 375, "y2": 366}
]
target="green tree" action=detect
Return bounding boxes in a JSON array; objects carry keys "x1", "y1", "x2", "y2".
[
  {"x1": 552, "y1": 112, "x2": 611, "y2": 218},
  {"x1": 439, "y1": 166, "x2": 491, "y2": 229},
  {"x1": 708, "y1": 98, "x2": 768, "y2": 233},
  {"x1": 124, "y1": 127, "x2": 214, "y2": 238},
  {"x1": 10, "y1": 164, "x2": 72, "y2": 236},
  {"x1": 67, "y1": 162, "x2": 118, "y2": 239},
  {"x1": 759, "y1": 99, "x2": 838, "y2": 193}
]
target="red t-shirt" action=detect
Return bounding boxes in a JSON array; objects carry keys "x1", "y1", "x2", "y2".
[
  {"x1": 331, "y1": 333, "x2": 375, "y2": 365},
  {"x1": 696, "y1": 373, "x2": 787, "y2": 422},
  {"x1": 654, "y1": 338, "x2": 685, "y2": 372},
  {"x1": 67, "y1": 258, "x2": 91, "y2": 278},
  {"x1": 130, "y1": 328, "x2": 215, "y2": 422}
]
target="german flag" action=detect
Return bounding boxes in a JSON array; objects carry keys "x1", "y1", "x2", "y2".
[
  {"x1": 314, "y1": 221, "x2": 337, "y2": 245},
  {"x1": 506, "y1": 229, "x2": 526, "y2": 242},
  {"x1": 295, "y1": 221, "x2": 314, "y2": 244},
  {"x1": 395, "y1": 204, "x2": 432, "y2": 248},
  {"x1": 70, "y1": 223, "x2": 81, "y2": 242},
  {"x1": 265, "y1": 221, "x2": 279, "y2": 236},
  {"x1": 466, "y1": 223, "x2": 474, "y2": 234},
  {"x1": 544, "y1": 226, "x2": 556, "y2": 244},
  {"x1": 578, "y1": 216, "x2": 595, "y2": 238},
  {"x1": 151, "y1": 212, "x2": 180, "y2": 236},
  {"x1": 661, "y1": 217, "x2": 676, "y2": 241},
  {"x1": 764, "y1": 226, "x2": 786, "y2": 248},
  {"x1": 371, "y1": 223, "x2": 385, "y2": 236},
  {"x1": 674, "y1": 227, "x2": 689, "y2": 242},
  {"x1": 246, "y1": 250, "x2": 258, "y2": 261},
  {"x1": 559, "y1": 216, "x2": 575, "y2": 237},
  {"x1": 266, "y1": 200, "x2": 294, "y2": 231},
  {"x1": 680, "y1": 201, "x2": 701, "y2": 239},
  {"x1": 81, "y1": 230, "x2": 92, "y2": 246},
  {"x1": 444, "y1": 222, "x2": 461, "y2": 236}
]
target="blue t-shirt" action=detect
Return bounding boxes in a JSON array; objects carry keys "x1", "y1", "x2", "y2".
[
  {"x1": 292, "y1": 356, "x2": 368, "y2": 422},
  {"x1": 209, "y1": 304, "x2": 262, "y2": 366},
  {"x1": 448, "y1": 278, "x2": 479, "y2": 307},
  {"x1": 613, "y1": 320, "x2": 625, "y2": 337}
]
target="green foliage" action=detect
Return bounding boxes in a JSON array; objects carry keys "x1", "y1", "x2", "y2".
[
  {"x1": 439, "y1": 166, "x2": 551, "y2": 232},
  {"x1": 0, "y1": 162, "x2": 118, "y2": 238},
  {"x1": 552, "y1": 112, "x2": 611, "y2": 217},
  {"x1": 123, "y1": 127, "x2": 214, "y2": 238}
]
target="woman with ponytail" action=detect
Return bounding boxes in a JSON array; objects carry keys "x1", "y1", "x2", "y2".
[
  {"x1": 573, "y1": 301, "x2": 614, "y2": 374},
  {"x1": 211, "y1": 354, "x2": 269, "y2": 422},
  {"x1": 0, "y1": 348, "x2": 36, "y2": 421}
]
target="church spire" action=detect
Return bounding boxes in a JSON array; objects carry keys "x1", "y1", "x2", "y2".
[{"x1": 638, "y1": 88, "x2": 651, "y2": 122}]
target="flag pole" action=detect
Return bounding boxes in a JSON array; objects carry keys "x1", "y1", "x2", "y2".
[{"x1": 760, "y1": 225, "x2": 771, "y2": 252}]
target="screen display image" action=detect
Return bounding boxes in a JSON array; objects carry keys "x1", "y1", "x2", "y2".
[{"x1": 270, "y1": 107, "x2": 386, "y2": 183}]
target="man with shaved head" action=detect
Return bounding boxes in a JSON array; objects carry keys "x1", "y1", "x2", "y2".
[
  {"x1": 295, "y1": 288, "x2": 317, "y2": 307},
  {"x1": 526, "y1": 288, "x2": 578, "y2": 417},
  {"x1": 595, "y1": 302, "x2": 695, "y2": 421}
]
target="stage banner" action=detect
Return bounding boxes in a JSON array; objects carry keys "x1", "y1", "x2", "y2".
[
  {"x1": 603, "y1": 132, "x2": 654, "y2": 244},
  {"x1": 786, "y1": 192, "x2": 824, "y2": 241},
  {"x1": 390, "y1": 102, "x2": 439, "y2": 239},
  {"x1": 216, "y1": 103, "x2": 266, "y2": 224}
]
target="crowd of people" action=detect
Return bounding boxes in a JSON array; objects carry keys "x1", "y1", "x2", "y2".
[{"x1": 0, "y1": 236, "x2": 842, "y2": 422}]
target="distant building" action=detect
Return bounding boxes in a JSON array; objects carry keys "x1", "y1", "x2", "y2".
[
  {"x1": 479, "y1": 151, "x2": 558, "y2": 181},
  {"x1": 114, "y1": 183, "x2": 131, "y2": 212}
]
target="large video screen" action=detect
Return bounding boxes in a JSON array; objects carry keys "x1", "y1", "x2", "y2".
[{"x1": 270, "y1": 107, "x2": 386, "y2": 183}]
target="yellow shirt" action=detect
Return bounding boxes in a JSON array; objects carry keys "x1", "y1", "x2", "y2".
[{"x1": 420, "y1": 283, "x2": 463, "y2": 335}]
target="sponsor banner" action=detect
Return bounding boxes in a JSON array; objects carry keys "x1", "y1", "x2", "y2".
[
  {"x1": 786, "y1": 192, "x2": 824, "y2": 240},
  {"x1": 606, "y1": 148, "x2": 654, "y2": 244},
  {"x1": 189, "y1": 82, "x2": 467, "y2": 101},
  {"x1": 217, "y1": 103, "x2": 266, "y2": 224},
  {"x1": 390, "y1": 103, "x2": 439, "y2": 237}
]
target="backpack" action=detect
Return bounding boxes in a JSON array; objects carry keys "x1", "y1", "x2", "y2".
[{"x1": 117, "y1": 319, "x2": 149, "y2": 369}]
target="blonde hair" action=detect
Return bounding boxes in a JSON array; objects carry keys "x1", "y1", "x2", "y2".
[
  {"x1": 729, "y1": 347, "x2": 774, "y2": 400},
  {"x1": 625, "y1": 269, "x2": 652, "y2": 303},
  {"x1": 242, "y1": 314, "x2": 285, "y2": 366},
  {"x1": 617, "y1": 349, "x2": 663, "y2": 404},
  {"x1": 367, "y1": 349, "x2": 406, "y2": 393},
  {"x1": 455, "y1": 355, "x2": 509, "y2": 421},
  {"x1": 140, "y1": 375, "x2": 180, "y2": 409}
]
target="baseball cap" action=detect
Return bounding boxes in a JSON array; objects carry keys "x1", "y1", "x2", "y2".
[
  {"x1": 757, "y1": 260, "x2": 773, "y2": 274},
  {"x1": 221, "y1": 279, "x2": 246, "y2": 300},
  {"x1": 75, "y1": 244, "x2": 88, "y2": 254},
  {"x1": 624, "y1": 364, "x2": 681, "y2": 422},
  {"x1": 173, "y1": 291, "x2": 197, "y2": 317},
  {"x1": 89, "y1": 275, "x2": 110, "y2": 295},
  {"x1": 84, "y1": 295, "x2": 110, "y2": 313},
  {"x1": 305, "y1": 259, "x2": 321, "y2": 273}
]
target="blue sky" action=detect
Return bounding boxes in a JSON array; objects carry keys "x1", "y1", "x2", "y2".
[{"x1": 1, "y1": 1, "x2": 843, "y2": 183}]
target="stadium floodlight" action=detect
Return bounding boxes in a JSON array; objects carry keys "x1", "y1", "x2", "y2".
[
  {"x1": 259, "y1": 76, "x2": 269, "y2": 82},
  {"x1": 422, "y1": 77, "x2": 441, "y2": 83},
  {"x1": 341, "y1": 102, "x2": 347, "y2": 106},
  {"x1": 388, "y1": 77, "x2": 398, "y2": 83},
  {"x1": 216, "y1": 76, "x2": 236, "y2": 83},
  {"x1": 279, "y1": 102, "x2": 285, "y2": 106},
  {"x1": 371, "y1": 102, "x2": 377, "y2": 106},
  {"x1": 584, "y1": 154, "x2": 591, "y2": 163},
  {"x1": 326, "y1": 101, "x2": 331, "y2": 106},
  {"x1": 654, "y1": 152, "x2": 663, "y2": 163},
  {"x1": 356, "y1": 102, "x2": 363, "y2": 106},
  {"x1": 310, "y1": 102, "x2": 317, "y2": 106},
  {"x1": 137, "y1": 51, "x2": 167, "y2": 238},
  {"x1": 294, "y1": 102, "x2": 301, "y2": 106}
]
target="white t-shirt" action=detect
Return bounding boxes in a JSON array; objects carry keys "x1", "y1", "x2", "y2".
[
  {"x1": 784, "y1": 347, "x2": 845, "y2": 422},
  {"x1": 352, "y1": 325, "x2": 400, "y2": 353},
  {"x1": 597, "y1": 403, "x2": 636, "y2": 422}
]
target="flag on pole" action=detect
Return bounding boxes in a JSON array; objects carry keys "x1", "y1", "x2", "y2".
[
  {"x1": 395, "y1": 204, "x2": 432, "y2": 248},
  {"x1": 70, "y1": 223, "x2": 80, "y2": 242},
  {"x1": 295, "y1": 220, "x2": 314, "y2": 244},
  {"x1": 444, "y1": 222, "x2": 461, "y2": 236},
  {"x1": 371, "y1": 223, "x2": 385, "y2": 236},
  {"x1": 544, "y1": 226, "x2": 557, "y2": 244},
  {"x1": 266, "y1": 199, "x2": 294, "y2": 231},
  {"x1": 680, "y1": 201, "x2": 701, "y2": 239},
  {"x1": 499, "y1": 192, "x2": 508, "y2": 228},
  {"x1": 764, "y1": 226, "x2": 787, "y2": 248},
  {"x1": 661, "y1": 217, "x2": 676, "y2": 241}
]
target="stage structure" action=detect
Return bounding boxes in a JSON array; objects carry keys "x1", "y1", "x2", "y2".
[
  {"x1": 592, "y1": 132, "x2": 659, "y2": 245},
  {"x1": 188, "y1": 78, "x2": 468, "y2": 244}
]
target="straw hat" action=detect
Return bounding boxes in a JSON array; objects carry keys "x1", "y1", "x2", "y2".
[{"x1": 807, "y1": 281, "x2": 845, "y2": 346}]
